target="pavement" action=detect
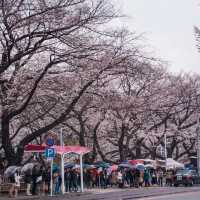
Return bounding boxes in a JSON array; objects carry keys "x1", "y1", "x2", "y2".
[
  {"x1": 138, "y1": 191, "x2": 200, "y2": 200},
  {"x1": 1, "y1": 187, "x2": 200, "y2": 200}
]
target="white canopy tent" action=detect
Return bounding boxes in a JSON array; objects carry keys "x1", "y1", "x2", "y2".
[{"x1": 166, "y1": 158, "x2": 184, "y2": 169}]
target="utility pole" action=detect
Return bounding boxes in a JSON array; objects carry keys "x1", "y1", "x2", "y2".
[
  {"x1": 164, "y1": 132, "x2": 167, "y2": 160},
  {"x1": 60, "y1": 127, "x2": 64, "y2": 147},
  {"x1": 60, "y1": 127, "x2": 65, "y2": 195},
  {"x1": 196, "y1": 117, "x2": 200, "y2": 176}
]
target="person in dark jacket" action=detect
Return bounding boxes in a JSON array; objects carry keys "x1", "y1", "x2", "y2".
[
  {"x1": 70, "y1": 169, "x2": 78, "y2": 192},
  {"x1": 144, "y1": 170, "x2": 150, "y2": 187},
  {"x1": 42, "y1": 167, "x2": 51, "y2": 195},
  {"x1": 31, "y1": 165, "x2": 39, "y2": 195},
  {"x1": 24, "y1": 168, "x2": 32, "y2": 196},
  {"x1": 64, "y1": 168, "x2": 70, "y2": 192},
  {"x1": 134, "y1": 169, "x2": 140, "y2": 188},
  {"x1": 54, "y1": 172, "x2": 62, "y2": 194}
]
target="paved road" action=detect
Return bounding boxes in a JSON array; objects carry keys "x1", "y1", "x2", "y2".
[
  {"x1": 138, "y1": 191, "x2": 200, "y2": 200},
  {"x1": 1, "y1": 187, "x2": 200, "y2": 200},
  {"x1": 66, "y1": 187, "x2": 200, "y2": 200}
]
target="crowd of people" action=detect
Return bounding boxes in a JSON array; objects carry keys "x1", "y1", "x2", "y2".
[{"x1": 0, "y1": 162, "x2": 177, "y2": 198}]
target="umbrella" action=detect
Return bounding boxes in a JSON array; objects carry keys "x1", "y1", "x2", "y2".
[
  {"x1": 129, "y1": 159, "x2": 144, "y2": 165},
  {"x1": 83, "y1": 164, "x2": 96, "y2": 169},
  {"x1": 145, "y1": 164, "x2": 155, "y2": 169},
  {"x1": 94, "y1": 161, "x2": 110, "y2": 168},
  {"x1": 110, "y1": 165, "x2": 118, "y2": 171},
  {"x1": 121, "y1": 161, "x2": 129, "y2": 164},
  {"x1": 118, "y1": 163, "x2": 135, "y2": 169},
  {"x1": 21, "y1": 163, "x2": 35, "y2": 173},
  {"x1": 4, "y1": 166, "x2": 21, "y2": 177},
  {"x1": 136, "y1": 164, "x2": 145, "y2": 171},
  {"x1": 64, "y1": 163, "x2": 75, "y2": 169},
  {"x1": 73, "y1": 164, "x2": 80, "y2": 169}
]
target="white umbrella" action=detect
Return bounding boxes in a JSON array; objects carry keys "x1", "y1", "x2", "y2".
[
  {"x1": 145, "y1": 164, "x2": 155, "y2": 169},
  {"x1": 73, "y1": 164, "x2": 80, "y2": 169},
  {"x1": 4, "y1": 166, "x2": 21, "y2": 177},
  {"x1": 21, "y1": 163, "x2": 35, "y2": 173},
  {"x1": 136, "y1": 164, "x2": 145, "y2": 171}
]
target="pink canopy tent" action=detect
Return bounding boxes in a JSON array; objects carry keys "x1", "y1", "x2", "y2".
[
  {"x1": 25, "y1": 144, "x2": 90, "y2": 155},
  {"x1": 25, "y1": 144, "x2": 91, "y2": 194}
]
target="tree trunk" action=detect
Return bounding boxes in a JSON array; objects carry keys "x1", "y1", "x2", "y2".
[
  {"x1": 1, "y1": 112, "x2": 21, "y2": 165},
  {"x1": 135, "y1": 141, "x2": 142, "y2": 158}
]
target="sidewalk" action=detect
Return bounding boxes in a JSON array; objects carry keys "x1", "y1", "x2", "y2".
[{"x1": 1, "y1": 187, "x2": 200, "y2": 200}]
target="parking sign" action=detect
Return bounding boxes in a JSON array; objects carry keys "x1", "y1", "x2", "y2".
[{"x1": 45, "y1": 148, "x2": 55, "y2": 158}]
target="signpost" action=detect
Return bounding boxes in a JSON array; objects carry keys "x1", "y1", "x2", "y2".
[{"x1": 45, "y1": 139, "x2": 55, "y2": 196}]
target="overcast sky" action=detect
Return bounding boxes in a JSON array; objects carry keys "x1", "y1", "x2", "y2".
[{"x1": 116, "y1": 0, "x2": 200, "y2": 74}]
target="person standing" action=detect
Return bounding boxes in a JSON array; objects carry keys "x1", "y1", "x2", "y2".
[
  {"x1": 9, "y1": 170, "x2": 21, "y2": 198},
  {"x1": 24, "y1": 168, "x2": 32, "y2": 196},
  {"x1": 144, "y1": 170, "x2": 150, "y2": 187},
  {"x1": 134, "y1": 169, "x2": 140, "y2": 188},
  {"x1": 9, "y1": 173, "x2": 15, "y2": 197},
  {"x1": 64, "y1": 168, "x2": 70, "y2": 192},
  {"x1": 139, "y1": 171, "x2": 144, "y2": 188},
  {"x1": 54, "y1": 172, "x2": 62, "y2": 194},
  {"x1": 14, "y1": 170, "x2": 21, "y2": 197},
  {"x1": 158, "y1": 169, "x2": 164, "y2": 187},
  {"x1": 117, "y1": 170, "x2": 123, "y2": 188},
  {"x1": 42, "y1": 167, "x2": 51, "y2": 195},
  {"x1": 152, "y1": 171, "x2": 157, "y2": 185},
  {"x1": 31, "y1": 165, "x2": 39, "y2": 195}
]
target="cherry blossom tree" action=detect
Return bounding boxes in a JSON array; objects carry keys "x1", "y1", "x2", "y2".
[{"x1": 0, "y1": 0, "x2": 139, "y2": 165}]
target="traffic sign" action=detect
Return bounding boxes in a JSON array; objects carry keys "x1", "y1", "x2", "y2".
[
  {"x1": 46, "y1": 138, "x2": 54, "y2": 146},
  {"x1": 45, "y1": 148, "x2": 55, "y2": 158}
]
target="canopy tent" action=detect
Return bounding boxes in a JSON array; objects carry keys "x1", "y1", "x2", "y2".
[
  {"x1": 166, "y1": 158, "x2": 184, "y2": 169},
  {"x1": 25, "y1": 144, "x2": 90, "y2": 194},
  {"x1": 25, "y1": 144, "x2": 90, "y2": 155},
  {"x1": 24, "y1": 144, "x2": 46, "y2": 152}
]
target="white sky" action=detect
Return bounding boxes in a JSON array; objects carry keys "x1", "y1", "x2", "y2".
[{"x1": 116, "y1": 0, "x2": 200, "y2": 74}]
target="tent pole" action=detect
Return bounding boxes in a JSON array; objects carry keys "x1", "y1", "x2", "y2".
[
  {"x1": 80, "y1": 154, "x2": 84, "y2": 192},
  {"x1": 61, "y1": 154, "x2": 65, "y2": 194}
]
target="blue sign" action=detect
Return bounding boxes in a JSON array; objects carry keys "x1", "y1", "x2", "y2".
[
  {"x1": 45, "y1": 148, "x2": 55, "y2": 158},
  {"x1": 46, "y1": 138, "x2": 54, "y2": 146}
]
